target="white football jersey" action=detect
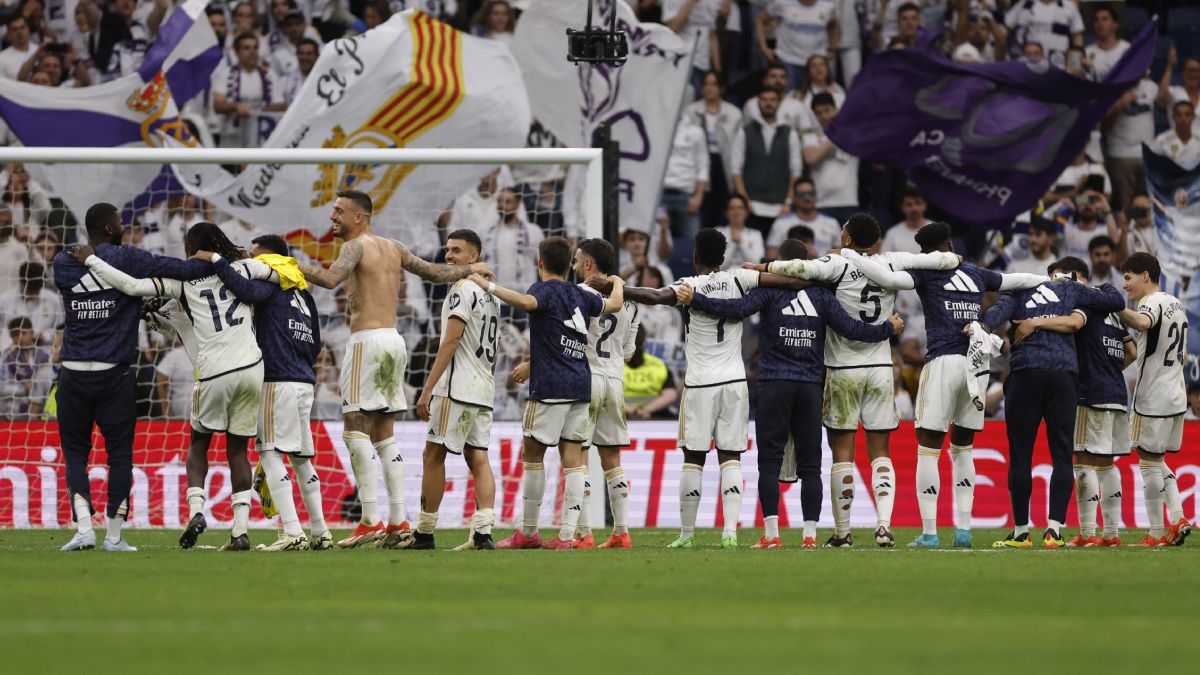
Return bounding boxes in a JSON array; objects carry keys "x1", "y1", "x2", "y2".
[
  {"x1": 581, "y1": 281, "x2": 640, "y2": 380},
  {"x1": 1131, "y1": 291, "x2": 1188, "y2": 417},
  {"x1": 771, "y1": 251, "x2": 956, "y2": 367},
  {"x1": 160, "y1": 274, "x2": 261, "y2": 379},
  {"x1": 672, "y1": 267, "x2": 760, "y2": 386},
  {"x1": 432, "y1": 279, "x2": 500, "y2": 408}
]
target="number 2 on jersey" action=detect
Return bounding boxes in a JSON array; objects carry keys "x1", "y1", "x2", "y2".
[
  {"x1": 595, "y1": 315, "x2": 619, "y2": 358},
  {"x1": 1163, "y1": 322, "x2": 1187, "y2": 367}
]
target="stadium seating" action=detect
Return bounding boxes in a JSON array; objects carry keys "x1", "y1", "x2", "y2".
[{"x1": 1168, "y1": 7, "x2": 1200, "y2": 61}]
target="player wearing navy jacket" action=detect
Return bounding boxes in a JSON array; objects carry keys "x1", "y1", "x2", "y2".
[
  {"x1": 470, "y1": 236, "x2": 626, "y2": 551},
  {"x1": 208, "y1": 234, "x2": 330, "y2": 552},
  {"x1": 845, "y1": 222, "x2": 1046, "y2": 549},
  {"x1": 1011, "y1": 258, "x2": 1136, "y2": 547},
  {"x1": 984, "y1": 257, "x2": 1124, "y2": 548},
  {"x1": 55, "y1": 203, "x2": 209, "y2": 553},
  {"x1": 679, "y1": 239, "x2": 902, "y2": 549}
]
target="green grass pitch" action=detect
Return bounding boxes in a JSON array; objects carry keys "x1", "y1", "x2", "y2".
[{"x1": 2, "y1": 528, "x2": 1196, "y2": 674}]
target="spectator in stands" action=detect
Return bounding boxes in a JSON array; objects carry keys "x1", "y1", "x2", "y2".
[
  {"x1": 0, "y1": 261, "x2": 62, "y2": 348},
  {"x1": 395, "y1": 270, "x2": 430, "y2": 353},
  {"x1": 624, "y1": 324, "x2": 680, "y2": 420},
  {"x1": 1187, "y1": 383, "x2": 1200, "y2": 421},
  {"x1": 78, "y1": 0, "x2": 169, "y2": 81},
  {"x1": 19, "y1": 0, "x2": 55, "y2": 45},
  {"x1": 213, "y1": 32, "x2": 287, "y2": 147},
  {"x1": 1004, "y1": 216, "x2": 1057, "y2": 275},
  {"x1": 865, "y1": 0, "x2": 908, "y2": 52},
  {"x1": 285, "y1": 38, "x2": 319, "y2": 104},
  {"x1": 784, "y1": 224, "x2": 817, "y2": 257},
  {"x1": 2, "y1": 164, "x2": 50, "y2": 235},
  {"x1": 19, "y1": 45, "x2": 90, "y2": 87},
  {"x1": 685, "y1": 70, "x2": 741, "y2": 229},
  {"x1": 660, "y1": 109, "x2": 708, "y2": 241},
  {"x1": 1061, "y1": 189, "x2": 1117, "y2": 260},
  {"x1": 1121, "y1": 191, "x2": 1156, "y2": 257},
  {"x1": 1062, "y1": 45, "x2": 1093, "y2": 81},
  {"x1": 766, "y1": 178, "x2": 841, "y2": 257},
  {"x1": 618, "y1": 222, "x2": 672, "y2": 284},
  {"x1": 218, "y1": 217, "x2": 266, "y2": 251},
  {"x1": 833, "y1": 0, "x2": 862, "y2": 85},
  {"x1": 1019, "y1": 40, "x2": 1045, "y2": 65},
  {"x1": 743, "y1": 64, "x2": 806, "y2": 129},
  {"x1": 801, "y1": 92, "x2": 858, "y2": 224},
  {"x1": 881, "y1": 186, "x2": 929, "y2": 254},
  {"x1": 28, "y1": 230, "x2": 60, "y2": 283},
  {"x1": 231, "y1": 2, "x2": 260, "y2": 37},
  {"x1": 663, "y1": 0, "x2": 729, "y2": 92},
  {"x1": 949, "y1": 0, "x2": 1006, "y2": 63},
  {"x1": 321, "y1": 288, "x2": 352, "y2": 356},
  {"x1": 1155, "y1": 101, "x2": 1200, "y2": 167},
  {"x1": 471, "y1": 0, "x2": 515, "y2": 44},
  {"x1": 716, "y1": 193, "x2": 765, "y2": 268},
  {"x1": 0, "y1": 14, "x2": 36, "y2": 80},
  {"x1": 1087, "y1": 235, "x2": 1123, "y2": 291},
  {"x1": 731, "y1": 88, "x2": 800, "y2": 237},
  {"x1": 312, "y1": 346, "x2": 342, "y2": 420},
  {"x1": 793, "y1": 54, "x2": 845, "y2": 132},
  {"x1": 0, "y1": 207, "x2": 31, "y2": 297},
  {"x1": 1053, "y1": 149, "x2": 1111, "y2": 199},
  {"x1": 445, "y1": 168, "x2": 510, "y2": 233},
  {"x1": 482, "y1": 186, "x2": 543, "y2": 298},
  {"x1": 1004, "y1": 0, "x2": 1082, "y2": 69},
  {"x1": 208, "y1": 4, "x2": 230, "y2": 51},
  {"x1": 1100, "y1": 70, "x2": 1156, "y2": 211},
  {"x1": 632, "y1": 266, "x2": 683, "y2": 348},
  {"x1": 363, "y1": 0, "x2": 393, "y2": 30},
  {"x1": 154, "y1": 337, "x2": 193, "y2": 419},
  {"x1": 755, "y1": 0, "x2": 839, "y2": 91},
  {"x1": 269, "y1": 7, "x2": 320, "y2": 77},
  {"x1": 1085, "y1": 6, "x2": 1127, "y2": 81},
  {"x1": 1157, "y1": 50, "x2": 1200, "y2": 134},
  {"x1": 0, "y1": 316, "x2": 54, "y2": 420}
]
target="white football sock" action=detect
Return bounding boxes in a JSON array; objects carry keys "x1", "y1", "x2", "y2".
[
  {"x1": 803, "y1": 520, "x2": 816, "y2": 538},
  {"x1": 345, "y1": 431, "x2": 379, "y2": 525},
  {"x1": 950, "y1": 444, "x2": 975, "y2": 530},
  {"x1": 1097, "y1": 465, "x2": 1122, "y2": 539},
  {"x1": 870, "y1": 456, "x2": 895, "y2": 529},
  {"x1": 289, "y1": 456, "x2": 327, "y2": 536},
  {"x1": 558, "y1": 466, "x2": 586, "y2": 540},
  {"x1": 260, "y1": 450, "x2": 302, "y2": 537},
  {"x1": 374, "y1": 438, "x2": 407, "y2": 526},
  {"x1": 719, "y1": 460, "x2": 743, "y2": 538},
  {"x1": 605, "y1": 467, "x2": 629, "y2": 535},
  {"x1": 105, "y1": 499, "x2": 127, "y2": 544},
  {"x1": 1014, "y1": 523, "x2": 1030, "y2": 537},
  {"x1": 521, "y1": 462, "x2": 545, "y2": 536},
  {"x1": 577, "y1": 474, "x2": 592, "y2": 536},
  {"x1": 764, "y1": 515, "x2": 779, "y2": 540},
  {"x1": 916, "y1": 446, "x2": 941, "y2": 535},
  {"x1": 1074, "y1": 464, "x2": 1098, "y2": 537},
  {"x1": 185, "y1": 487, "x2": 205, "y2": 521},
  {"x1": 830, "y1": 461, "x2": 854, "y2": 537},
  {"x1": 73, "y1": 493, "x2": 93, "y2": 534},
  {"x1": 471, "y1": 507, "x2": 494, "y2": 535},
  {"x1": 230, "y1": 489, "x2": 252, "y2": 537},
  {"x1": 1162, "y1": 462, "x2": 1184, "y2": 523},
  {"x1": 417, "y1": 510, "x2": 437, "y2": 535},
  {"x1": 1140, "y1": 460, "x2": 1165, "y2": 537},
  {"x1": 1048, "y1": 519, "x2": 1064, "y2": 535},
  {"x1": 679, "y1": 463, "x2": 703, "y2": 539}
]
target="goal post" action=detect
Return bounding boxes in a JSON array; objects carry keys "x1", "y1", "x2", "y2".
[{"x1": 0, "y1": 146, "x2": 606, "y2": 530}]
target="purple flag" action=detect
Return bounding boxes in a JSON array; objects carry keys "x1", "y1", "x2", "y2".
[{"x1": 826, "y1": 24, "x2": 1157, "y2": 227}]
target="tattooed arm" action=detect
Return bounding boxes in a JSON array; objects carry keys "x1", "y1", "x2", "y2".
[
  {"x1": 391, "y1": 239, "x2": 490, "y2": 284},
  {"x1": 298, "y1": 238, "x2": 364, "y2": 289}
]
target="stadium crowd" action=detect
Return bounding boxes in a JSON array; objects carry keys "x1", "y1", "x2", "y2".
[{"x1": 0, "y1": 0, "x2": 1198, "y2": 425}]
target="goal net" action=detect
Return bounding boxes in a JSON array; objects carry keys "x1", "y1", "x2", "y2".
[{"x1": 0, "y1": 147, "x2": 602, "y2": 530}]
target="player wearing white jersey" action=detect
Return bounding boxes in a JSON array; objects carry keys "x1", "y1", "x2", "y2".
[
  {"x1": 75, "y1": 223, "x2": 263, "y2": 551},
  {"x1": 615, "y1": 228, "x2": 806, "y2": 549},
  {"x1": 1117, "y1": 253, "x2": 1192, "y2": 547},
  {"x1": 399, "y1": 230, "x2": 501, "y2": 551},
  {"x1": 758, "y1": 213, "x2": 959, "y2": 547},
  {"x1": 576, "y1": 240, "x2": 640, "y2": 549}
]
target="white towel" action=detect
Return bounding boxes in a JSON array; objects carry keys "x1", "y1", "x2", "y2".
[{"x1": 965, "y1": 321, "x2": 1003, "y2": 411}]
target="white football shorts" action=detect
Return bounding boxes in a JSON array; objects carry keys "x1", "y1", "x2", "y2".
[
  {"x1": 1073, "y1": 406, "x2": 1130, "y2": 457},
  {"x1": 822, "y1": 366, "x2": 898, "y2": 431},
  {"x1": 341, "y1": 328, "x2": 408, "y2": 414},
  {"x1": 427, "y1": 395, "x2": 493, "y2": 454},
  {"x1": 583, "y1": 374, "x2": 629, "y2": 448},
  {"x1": 258, "y1": 381, "x2": 316, "y2": 457},
  {"x1": 1130, "y1": 412, "x2": 1184, "y2": 455},
  {"x1": 678, "y1": 382, "x2": 749, "y2": 453},
  {"x1": 523, "y1": 400, "x2": 590, "y2": 446},
  {"x1": 192, "y1": 361, "x2": 264, "y2": 437},
  {"x1": 915, "y1": 354, "x2": 988, "y2": 433}
]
